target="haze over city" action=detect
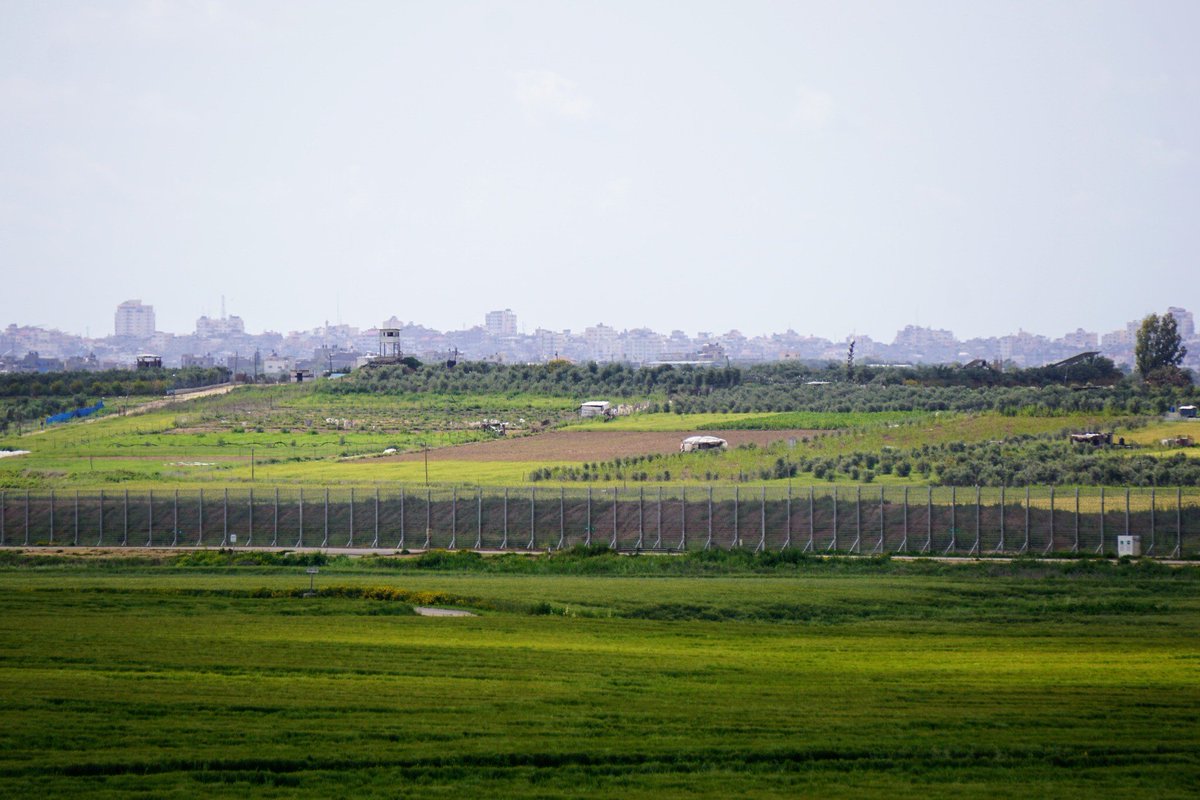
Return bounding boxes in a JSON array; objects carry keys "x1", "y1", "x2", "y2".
[{"x1": 3, "y1": 1, "x2": 1197, "y2": 340}]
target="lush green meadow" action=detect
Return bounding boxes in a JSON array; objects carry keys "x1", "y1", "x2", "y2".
[{"x1": 0, "y1": 552, "x2": 1197, "y2": 798}]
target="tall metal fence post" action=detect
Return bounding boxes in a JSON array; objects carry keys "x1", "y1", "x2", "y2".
[
  {"x1": 476, "y1": 489, "x2": 483, "y2": 550},
  {"x1": 1098, "y1": 487, "x2": 1105, "y2": 554},
  {"x1": 398, "y1": 488, "x2": 405, "y2": 550},
  {"x1": 972, "y1": 485, "x2": 981, "y2": 556},
  {"x1": 945, "y1": 486, "x2": 956, "y2": 555},
  {"x1": 997, "y1": 486, "x2": 1005, "y2": 553},
  {"x1": 1148, "y1": 488, "x2": 1156, "y2": 555},
  {"x1": 220, "y1": 488, "x2": 228, "y2": 547},
  {"x1": 122, "y1": 489, "x2": 129, "y2": 547},
  {"x1": 806, "y1": 486, "x2": 814, "y2": 552},
  {"x1": 924, "y1": 486, "x2": 932, "y2": 554},
  {"x1": 705, "y1": 486, "x2": 713, "y2": 551},
  {"x1": 172, "y1": 489, "x2": 178, "y2": 547},
  {"x1": 74, "y1": 491, "x2": 80, "y2": 547},
  {"x1": 901, "y1": 486, "x2": 908, "y2": 552},
  {"x1": 1175, "y1": 487, "x2": 1182, "y2": 559},
  {"x1": 146, "y1": 490, "x2": 152, "y2": 547},
  {"x1": 296, "y1": 488, "x2": 304, "y2": 548},
  {"x1": 49, "y1": 490, "x2": 55, "y2": 545},
  {"x1": 876, "y1": 486, "x2": 886, "y2": 554},
  {"x1": 449, "y1": 487, "x2": 457, "y2": 550},
  {"x1": 349, "y1": 488, "x2": 355, "y2": 548},
  {"x1": 321, "y1": 488, "x2": 329, "y2": 549},
  {"x1": 1045, "y1": 486, "x2": 1055, "y2": 554},
  {"x1": 247, "y1": 488, "x2": 253, "y2": 547},
  {"x1": 528, "y1": 487, "x2": 536, "y2": 550},
  {"x1": 732, "y1": 486, "x2": 739, "y2": 549},
  {"x1": 758, "y1": 486, "x2": 766, "y2": 553},
  {"x1": 1, "y1": 490, "x2": 5, "y2": 546},
  {"x1": 97, "y1": 488, "x2": 105, "y2": 546},
  {"x1": 1073, "y1": 487, "x2": 1080, "y2": 553},
  {"x1": 655, "y1": 487, "x2": 663, "y2": 550},
  {"x1": 635, "y1": 487, "x2": 644, "y2": 550},
  {"x1": 1022, "y1": 489, "x2": 1032, "y2": 556},
  {"x1": 24, "y1": 490, "x2": 30, "y2": 546},
  {"x1": 853, "y1": 485, "x2": 861, "y2": 553},
  {"x1": 272, "y1": 488, "x2": 279, "y2": 548},
  {"x1": 679, "y1": 487, "x2": 687, "y2": 550},
  {"x1": 559, "y1": 487, "x2": 566, "y2": 550},
  {"x1": 196, "y1": 489, "x2": 203, "y2": 547},
  {"x1": 612, "y1": 487, "x2": 619, "y2": 550},
  {"x1": 585, "y1": 487, "x2": 592, "y2": 547},
  {"x1": 830, "y1": 486, "x2": 838, "y2": 552},
  {"x1": 373, "y1": 488, "x2": 380, "y2": 549},
  {"x1": 1125, "y1": 487, "x2": 1130, "y2": 536},
  {"x1": 501, "y1": 488, "x2": 508, "y2": 549},
  {"x1": 783, "y1": 485, "x2": 792, "y2": 550}
]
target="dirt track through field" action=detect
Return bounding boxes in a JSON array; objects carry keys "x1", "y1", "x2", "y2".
[{"x1": 380, "y1": 429, "x2": 817, "y2": 463}]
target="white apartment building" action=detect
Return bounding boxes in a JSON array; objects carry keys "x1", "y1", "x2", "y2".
[
  {"x1": 485, "y1": 309, "x2": 517, "y2": 337},
  {"x1": 585, "y1": 323, "x2": 619, "y2": 362},
  {"x1": 621, "y1": 328, "x2": 664, "y2": 364},
  {"x1": 114, "y1": 300, "x2": 156, "y2": 338}
]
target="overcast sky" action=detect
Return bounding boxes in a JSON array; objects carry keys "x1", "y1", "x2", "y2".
[{"x1": 2, "y1": 1, "x2": 1197, "y2": 341}]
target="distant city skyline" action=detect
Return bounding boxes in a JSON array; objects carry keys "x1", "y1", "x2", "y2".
[
  {"x1": 2, "y1": 3, "x2": 1198, "y2": 345},
  {"x1": 4, "y1": 296, "x2": 1198, "y2": 347},
  {"x1": 3, "y1": 302, "x2": 1197, "y2": 379}
]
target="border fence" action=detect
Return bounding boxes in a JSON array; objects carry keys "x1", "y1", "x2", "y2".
[{"x1": 1, "y1": 485, "x2": 1197, "y2": 558}]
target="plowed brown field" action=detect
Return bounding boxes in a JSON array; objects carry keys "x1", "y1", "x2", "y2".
[{"x1": 379, "y1": 429, "x2": 816, "y2": 463}]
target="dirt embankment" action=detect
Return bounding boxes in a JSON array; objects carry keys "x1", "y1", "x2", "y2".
[{"x1": 377, "y1": 429, "x2": 817, "y2": 463}]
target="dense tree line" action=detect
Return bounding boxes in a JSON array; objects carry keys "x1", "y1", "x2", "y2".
[
  {"x1": 326, "y1": 360, "x2": 1192, "y2": 416},
  {"x1": 0, "y1": 367, "x2": 229, "y2": 432},
  {"x1": 802, "y1": 438, "x2": 1200, "y2": 488}
]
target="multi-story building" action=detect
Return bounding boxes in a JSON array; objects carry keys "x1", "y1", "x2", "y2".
[
  {"x1": 195, "y1": 314, "x2": 245, "y2": 338},
  {"x1": 892, "y1": 325, "x2": 956, "y2": 360},
  {"x1": 585, "y1": 323, "x2": 618, "y2": 362},
  {"x1": 114, "y1": 300, "x2": 155, "y2": 338},
  {"x1": 1167, "y1": 307, "x2": 1195, "y2": 339},
  {"x1": 1060, "y1": 328, "x2": 1099, "y2": 351},
  {"x1": 485, "y1": 309, "x2": 517, "y2": 337},
  {"x1": 621, "y1": 328, "x2": 664, "y2": 364},
  {"x1": 533, "y1": 328, "x2": 568, "y2": 361}
]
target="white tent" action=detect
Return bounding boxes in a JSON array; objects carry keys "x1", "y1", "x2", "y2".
[{"x1": 680, "y1": 435, "x2": 728, "y2": 453}]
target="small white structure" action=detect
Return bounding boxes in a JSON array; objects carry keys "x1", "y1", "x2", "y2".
[
  {"x1": 1117, "y1": 535, "x2": 1142, "y2": 557},
  {"x1": 680, "y1": 435, "x2": 728, "y2": 453},
  {"x1": 1180, "y1": 405, "x2": 1197, "y2": 419},
  {"x1": 580, "y1": 400, "x2": 612, "y2": 418}
]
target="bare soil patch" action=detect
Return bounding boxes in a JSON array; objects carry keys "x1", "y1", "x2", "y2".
[{"x1": 378, "y1": 429, "x2": 816, "y2": 463}]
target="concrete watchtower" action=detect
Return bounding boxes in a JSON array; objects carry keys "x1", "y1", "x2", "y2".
[{"x1": 378, "y1": 328, "x2": 402, "y2": 359}]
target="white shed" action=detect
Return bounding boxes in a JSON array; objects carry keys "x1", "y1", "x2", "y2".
[{"x1": 580, "y1": 400, "x2": 612, "y2": 418}]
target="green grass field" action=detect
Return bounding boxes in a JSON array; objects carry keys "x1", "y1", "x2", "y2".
[{"x1": 0, "y1": 553, "x2": 1196, "y2": 798}]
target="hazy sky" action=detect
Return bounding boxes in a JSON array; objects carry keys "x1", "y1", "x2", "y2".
[{"x1": 2, "y1": 1, "x2": 1197, "y2": 341}]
